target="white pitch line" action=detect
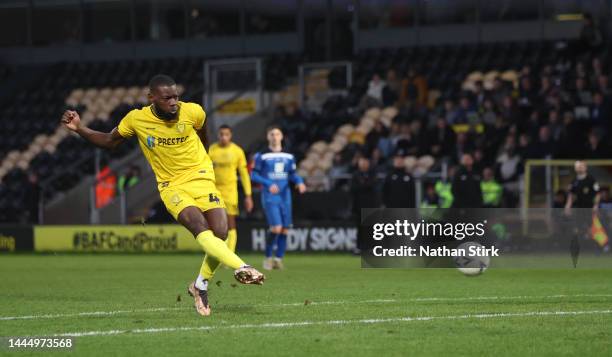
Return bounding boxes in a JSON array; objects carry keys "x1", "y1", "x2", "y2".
[
  {"x1": 0, "y1": 300, "x2": 395, "y2": 321},
  {"x1": 53, "y1": 309, "x2": 612, "y2": 337},
  {"x1": 0, "y1": 307, "x2": 185, "y2": 321},
  {"x1": 410, "y1": 293, "x2": 612, "y2": 302},
  {"x1": 2, "y1": 294, "x2": 611, "y2": 322}
]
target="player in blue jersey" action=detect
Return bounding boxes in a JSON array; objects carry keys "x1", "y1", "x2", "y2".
[{"x1": 251, "y1": 125, "x2": 306, "y2": 270}]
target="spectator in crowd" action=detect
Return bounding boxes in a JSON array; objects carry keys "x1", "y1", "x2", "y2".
[
  {"x1": 480, "y1": 98, "x2": 498, "y2": 126},
  {"x1": 329, "y1": 153, "x2": 350, "y2": 190},
  {"x1": 443, "y1": 98, "x2": 459, "y2": 124},
  {"x1": 599, "y1": 187, "x2": 612, "y2": 212},
  {"x1": 592, "y1": 57, "x2": 605, "y2": 78},
  {"x1": 452, "y1": 153, "x2": 483, "y2": 208},
  {"x1": 590, "y1": 91, "x2": 610, "y2": 130},
  {"x1": 491, "y1": 77, "x2": 510, "y2": 108},
  {"x1": 362, "y1": 73, "x2": 386, "y2": 108},
  {"x1": 547, "y1": 110, "x2": 563, "y2": 141},
  {"x1": 394, "y1": 123, "x2": 417, "y2": 156},
  {"x1": 453, "y1": 132, "x2": 474, "y2": 164},
  {"x1": 400, "y1": 67, "x2": 428, "y2": 108},
  {"x1": 454, "y1": 96, "x2": 478, "y2": 124},
  {"x1": 382, "y1": 156, "x2": 415, "y2": 208},
  {"x1": 351, "y1": 157, "x2": 379, "y2": 219},
  {"x1": 481, "y1": 167, "x2": 503, "y2": 208},
  {"x1": 382, "y1": 69, "x2": 401, "y2": 106},
  {"x1": 584, "y1": 132, "x2": 606, "y2": 158},
  {"x1": 473, "y1": 81, "x2": 486, "y2": 107},
  {"x1": 573, "y1": 77, "x2": 593, "y2": 106},
  {"x1": 421, "y1": 184, "x2": 442, "y2": 220},
  {"x1": 596, "y1": 74, "x2": 610, "y2": 96},
  {"x1": 365, "y1": 121, "x2": 389, "y2": 155},
  {"x1": 531, "y1": 126, "x2": 557, "y2": 159},
  {"x1": 518, "y1": 76, "x2": 537, "y2": 109},
  {"x1": 435, "y1": 165, "x2": 455, "y2": 209},
  {"x1": 496, "y1": 140, "x2": 522, "y2": 207},
  {"x1": 377, "y1": 124, "x2": 395, "y2": 159},
  {"x1": 422, "y1": 184, "x2": 440, "y2": 209},
  {"x1": 471, "y1": 149, "x2": 486, "y2": 174},
  {"x1": 370, "y1": 148, "x2": 388, "y2": 174},
  {"x1": 96, "y1": 164, "x2": 116, "y2": 209},
  {"x1": 428, "y1": 117, "x2": 456, "y2": 159},
  {"x1": 538, "y1": 75, "x2": 556, "y2": 101},
  {"x1": 500, "y1": 95, "x2": 520, "y2": 124}
]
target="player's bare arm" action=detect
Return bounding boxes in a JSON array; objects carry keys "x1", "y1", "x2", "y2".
[
  {"x1": 61, "y1": 110, "x2": 124, "y2": 150},
  {"x1": 197, "y1": 118, "x2": 209, "y2": 150},
  {"x1": 244, "y1": 195, "x2": 253, "y2": 213}
]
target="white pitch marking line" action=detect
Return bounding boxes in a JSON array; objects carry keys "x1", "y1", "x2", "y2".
[
  {"x1": 53, "y1": 309, "x2": 612, "y2": 337},
  {"x1": 1, "y1": 294, "x2": 611, "y2": 321},
  {"x1": 0, "y1": 307, "x2": 185, "y2": 321},
  {"x1": 410, "y1": 294, "x2": 612, "y2": 302}
]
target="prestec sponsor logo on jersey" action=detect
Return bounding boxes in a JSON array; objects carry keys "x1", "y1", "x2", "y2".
[{"x1": 146, "y1": 135, "x2": 189, "y2": 149}]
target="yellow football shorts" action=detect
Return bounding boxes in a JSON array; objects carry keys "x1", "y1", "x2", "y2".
[
  {"x1": 160, "y1": 178, "x2": 226, "y2": 220},
  {"x1": 217, "y1": 186, "x2": 239, "y2": 216}
]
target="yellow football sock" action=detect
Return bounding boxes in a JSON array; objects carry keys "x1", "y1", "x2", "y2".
[
  {"x1": 196, "y1": 230, "x2": 245, "y2": 270},
  {"x1": 200, "y1": 255, "x2": 220, "y2": 280},
  {"x1": 226, "y1": 228, "x2": 237, "y2": 252}
]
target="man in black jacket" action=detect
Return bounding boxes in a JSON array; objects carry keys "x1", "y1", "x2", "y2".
[
  {"x1": 383, "y1": 156, "x2": 415, "y2": 208},
  {"x1": 351, "y1": 157, "x2": 380, "y2": 218},
  {"x1": 452, "y1": 153, "x2": 483, "y2": 208}
]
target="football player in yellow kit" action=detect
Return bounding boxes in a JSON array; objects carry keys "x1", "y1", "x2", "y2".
[
  {"x1": 208, "y1": 125, "x2": 253, "y2": 254},
  {"x1": 61, "y1": 74, "x2": 264, "y2": 317}
]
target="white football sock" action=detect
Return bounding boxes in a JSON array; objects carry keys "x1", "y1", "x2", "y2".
[{"x1": 195, "y1": 275, "x2": 208, "y2": 291}]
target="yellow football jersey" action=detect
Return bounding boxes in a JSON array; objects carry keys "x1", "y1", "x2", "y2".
[
  {"x1": 208, "y1": 142, "x2": 252, "y2": 195},
  {"x1": 117, "y1": 101, "x2": 215, "y2": 187}
]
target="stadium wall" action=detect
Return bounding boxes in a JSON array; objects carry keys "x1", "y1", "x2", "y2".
[{"x1": 0, "y1": 222, "x2": 356, "y2": 253}]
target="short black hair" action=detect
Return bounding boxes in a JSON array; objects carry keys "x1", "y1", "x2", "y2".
[
  {"x1": 219, "y1": 124, "x2": 232, "y2": 131},
  {"x1": 266, "y1": 125, "x2": 282, "y2": 133},
  {"x1": 149, "y1": 74, "x2": 176, "y2": 91}
]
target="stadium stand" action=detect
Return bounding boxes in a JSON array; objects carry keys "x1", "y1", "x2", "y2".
[
  {"x1": 1, "y1": 39, "x2": 612, "y2": 221},
  {"x1": 286, "y1": 41, "x2": 612, "y2": 201}
]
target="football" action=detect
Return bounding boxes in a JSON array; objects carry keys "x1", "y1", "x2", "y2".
[{"x1": 454, "y1": 241, "x2": 490, "y2": 276}]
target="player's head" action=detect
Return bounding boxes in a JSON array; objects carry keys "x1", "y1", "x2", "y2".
[
  {"x1": 218, "y1": 125, "x2": 232, "y2": 145},
  {"x1": 574, "y1": 160, "x2": 587, "y2": 176},
  {"x1": 266, "y1": 125, "x2": 283, "y2": 147},
  {"x1": 148, "y1": 74, "x2": 179, "y2": 120}
]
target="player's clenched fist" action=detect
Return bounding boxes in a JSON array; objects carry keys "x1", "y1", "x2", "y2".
[{"x1": 61, "y1": 110, "x2": 81, "y2": 131}]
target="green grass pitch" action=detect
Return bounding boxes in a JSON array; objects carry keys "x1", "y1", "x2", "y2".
[{"x1": 1, "y1": 254, "x2": 611, "y2": 356}]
